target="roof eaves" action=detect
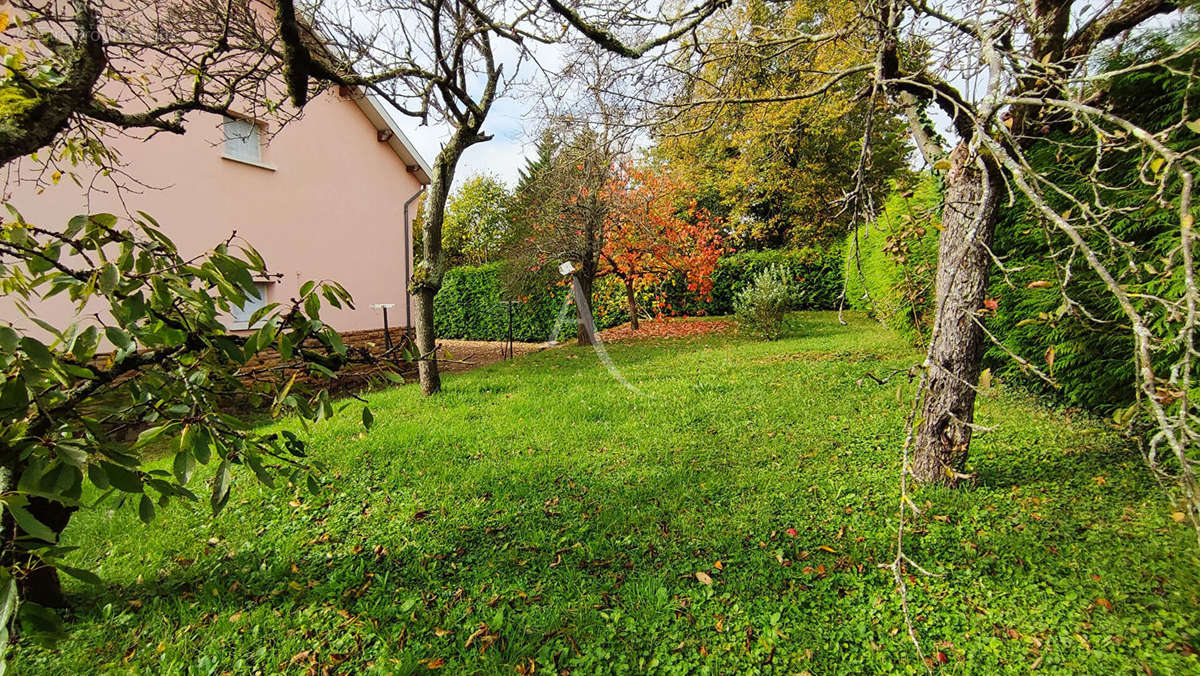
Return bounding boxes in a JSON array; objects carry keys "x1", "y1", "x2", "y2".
[{"x1": 350, "y1": 91, "x2": 432, "y2": 185}]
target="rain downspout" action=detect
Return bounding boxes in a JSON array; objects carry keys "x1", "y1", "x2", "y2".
[{"x1": 403, "y1": 185, "x2": 425, "y2": 331}]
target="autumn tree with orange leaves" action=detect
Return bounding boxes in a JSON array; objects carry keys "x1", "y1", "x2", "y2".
[
  {"x1": 600, "y1": 166, "x2": 723, "y2": 330},
  {"x1": 508, "y1": 127, "x2": 722, "y2": 338}
]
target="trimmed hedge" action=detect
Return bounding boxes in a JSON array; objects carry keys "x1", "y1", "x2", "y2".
[
  {"x1": 655, "y1": 249, "x2": 844, "y2": 317},
  {"x1": 435, "y1": 263, "x2": 575, "y2": 342},
  {"x1": 843, "y1": 175, "x2": 942, "y2": 342},
  {"x1": 434, "y1": 250, "x2": 844, "y2": 341}
]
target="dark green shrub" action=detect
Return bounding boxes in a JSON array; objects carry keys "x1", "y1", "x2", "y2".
[{"x1": 658, "y1": 249, "x2": 844, "y2": 317}]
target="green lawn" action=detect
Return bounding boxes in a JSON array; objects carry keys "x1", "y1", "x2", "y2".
[{"x1": 14, "y1": 312, "x2": 1199, "y2": 674}]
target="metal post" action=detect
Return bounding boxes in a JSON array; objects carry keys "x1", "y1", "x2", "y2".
[
  {"x1": 506, "y1": 301, "x2": 514, "y2": 359},
  {"x1": 372, "y1": 303, "x2": 396, "y2": 351},
  {"x1": 403, "y1": 187, "x2": 425, "y2": 332}
]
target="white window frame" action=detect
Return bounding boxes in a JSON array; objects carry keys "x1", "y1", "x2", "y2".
[
  {"x1": 221, "y1": 116, "x2": 274, "y2": 170},
  {"x1": 229, "y1": 281, "x2": 271, "y2": 331}
]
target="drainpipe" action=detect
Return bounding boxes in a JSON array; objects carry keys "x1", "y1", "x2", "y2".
[{"x1": 403, "y1": 185, "x2": 425, "y2": 332}]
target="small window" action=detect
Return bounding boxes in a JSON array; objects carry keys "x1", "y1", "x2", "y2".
[
  {"x1": 222, "y1": 116, "x2": 263, "y2": 164},
  {"x1": 229, "y1": 282, "x2": 270, "y2": 331}
]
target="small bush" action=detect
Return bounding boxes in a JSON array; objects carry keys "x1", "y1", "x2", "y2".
[{"x1": 734, "y1": 265, "x2": 792, "y2": 340}]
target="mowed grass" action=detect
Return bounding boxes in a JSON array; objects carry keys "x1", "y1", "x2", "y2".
[{"x1": 13, "y1": 312, "x2": 1199, "y2": 674}]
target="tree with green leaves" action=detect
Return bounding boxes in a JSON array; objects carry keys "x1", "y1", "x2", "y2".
[
  {"x1": 0, "y1": 0, "x2": 411, "y2": 653},
  {"x1": 506, "y1": 125, "x2": 618, "y2": 345},
  {"x1": 515, "y1": 131, "x2": 559, "y2": 198},
  {"x1": 0, "y1": 208, "x2": 393, "y2": 635},
  {"x1": 443, "y1": 174, "x2": 514, "y2": 267},
  {"x1": 652, "y1": 0, "x2": 910, "y2": 250}
]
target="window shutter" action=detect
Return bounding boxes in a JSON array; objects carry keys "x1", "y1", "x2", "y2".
[
  {"x1": 229, "y1": 283, "x2": 268, "y2": 330},
  {"x1": 223, "y1": 117, "x2": 261, "y2": 163}
]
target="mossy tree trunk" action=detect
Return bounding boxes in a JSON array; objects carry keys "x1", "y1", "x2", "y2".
[{"x1": 412, "y1": 137, "x2": 469, "y2": 396}]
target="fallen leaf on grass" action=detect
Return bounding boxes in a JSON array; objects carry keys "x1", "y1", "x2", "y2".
[
  {"x1": 465, "y1": 625, "x2": 488, "y2": 649},
  {"x1": 465, "y1": 624, "x2": 500, "y2": 651},
  {"x1": 600, "y1": 318, "x2": 734, "y2": 343},
  {"x1": 288, "y1": 650, "x2": 314, "y2": 665},
  {"x1": 695, "y1": 571, "x2": 713, "y2": 586},
  {"x1": 421, "y1": 657, "x2": 445, "y2": 669}
]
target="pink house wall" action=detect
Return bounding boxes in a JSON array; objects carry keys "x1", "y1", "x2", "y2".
[{"x1": 0, "y1": 89, "x2": 426, "y2": 335}]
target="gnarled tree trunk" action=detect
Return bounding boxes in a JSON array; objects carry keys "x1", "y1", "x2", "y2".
[
  {"x1": 912, "y1": 145, "x2": 1001, "y2": 485},
  {"x1": 411, "y1": 136, "x2": 469, "y2": 396}
]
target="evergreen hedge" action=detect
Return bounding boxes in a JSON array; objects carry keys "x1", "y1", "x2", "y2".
[
  {"x1": 845, "y1": 146, "x2": 1182, "y2": 414},
  {"x1": 434, "y1": 263, "x2": 577, "y2": 342},
  {"x1": 434, "y1": 250, "x2": 844, "y2": 342},
  {"x1": 843, "y1": 176, "x2": 942, "y2": 343},
  {"x1": 842, "y1": 32, "x2": 1200, "y2": 414},
  {"x1": 844, "y1": 178, "x2": 1158, "y2": 413},
  {"x1": 655, "y1": 249, "x2": 844, "y2": 317}
]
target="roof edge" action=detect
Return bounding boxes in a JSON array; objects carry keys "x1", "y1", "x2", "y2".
[{"x1": 348, "y1": 90, "x2": 432, "y2": 185}]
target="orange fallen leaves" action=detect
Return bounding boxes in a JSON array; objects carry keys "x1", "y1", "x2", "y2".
[{"x1": 600, "y1": 318, "x2": 734, "y2": 343}]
